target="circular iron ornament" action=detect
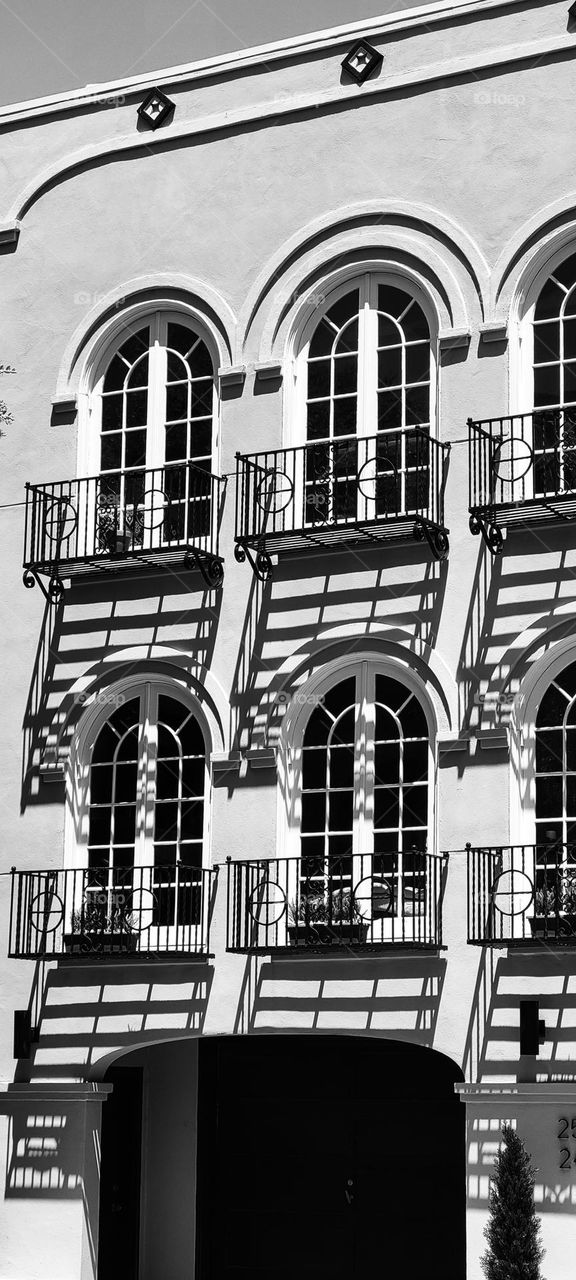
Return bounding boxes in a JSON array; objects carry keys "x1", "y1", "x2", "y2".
[
  {"x1": 247, "y1": 879, "x2": 287, "y2": 927},
  {"x1": 492, "y1": 437, "x2": 533, "y2": 483},
  {"x1": 138, "y1": 489, "x2": 168, "y2": 530},
  {"x1": 354, "y1": 876, "x2": 394, "y2": 920},
  {"x1": 122, "y1": 887, "x2": 157, "y2": 933},
  {"x1": 357, "y1": 455, "x2": 398, "y2": 502},
  {"x1": 491, "y1": 869, "x2": 534, "y2": 917},
  {"x1": 44, "y1": 498, "x2": 78, "y2": 543},
  {"x1": 29, "y1": 891, "x2": 64, "y2": 934},
  {"x1": 256, "y1": 469, "x2": 294, "y2": 515}
]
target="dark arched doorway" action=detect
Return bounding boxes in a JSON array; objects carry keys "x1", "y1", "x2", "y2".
[{"x1": 196, "y1": 1035, "x2": 465, "y2": 1280}]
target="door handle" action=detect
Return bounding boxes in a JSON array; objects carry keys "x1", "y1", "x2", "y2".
[{"x1": 345, "y1": 1178, "x2": 354, "y2": 1205}]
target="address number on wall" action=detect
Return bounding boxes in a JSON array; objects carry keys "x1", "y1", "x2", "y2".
[{"x1": 558, "y1": 1117, "x2": 576, "y2": 1169}]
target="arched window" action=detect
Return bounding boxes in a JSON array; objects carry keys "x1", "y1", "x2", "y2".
[
  {"x1": 534, "y1": 658, "x2": 576, "y2": 904},
  {"x1": 298, "y1": 277, "x2": 433, "y2": 523},
  {"x1": 88, "y1": 314, "x2": 216, "y2": 554},
  {"x1": 84, "y1": 686, "x2": 208, "y2": 931},
  {"x1": 531, "y1": 252, "x2": 576, "y2": 494},
  {"x1": 299, "y1": 666, "x2": 431, "y2": 926}
]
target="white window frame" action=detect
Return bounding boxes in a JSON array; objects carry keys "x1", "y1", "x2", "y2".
[{"x1": 288, "y1": 270, "x2": 438, "y2": 449}]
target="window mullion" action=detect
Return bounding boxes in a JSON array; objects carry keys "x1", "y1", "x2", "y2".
[
  {"x1": 357, "y1": 663, "x2": 375, "y2": 857},
  {"x1": 358, "y1": 275, "x2": 376, "y2": 440},
  {"x1": 148, "y1": 315, "x2": 166, "y2": 473},
  {"x1": 135, "y1": 684, "x2": 155, "y2": 868}
]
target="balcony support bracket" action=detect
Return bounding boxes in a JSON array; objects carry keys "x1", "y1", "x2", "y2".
[
  {"x1": 234, "y1": 541, "x2": 272, "y2": 582},
  {"x1": 469, "y1": 511, "x2": 503, "y2": 555},
  {"x1": 413, "y1": 519, "x2": 449, "y2": 561},
  {"x1": 23, "y1": 568, "x2": 64, "y2": 604},
  {"x1": 183, "y1": 551, "x2": 224, "y2": 589}
]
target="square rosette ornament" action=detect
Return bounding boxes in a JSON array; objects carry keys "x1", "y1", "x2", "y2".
[
  {"x1": 341, "y1": 40, "x2": 383, "y2": 86},
  {"x1": 137, "y1": 88, "x2": 175, "y2": 130}
]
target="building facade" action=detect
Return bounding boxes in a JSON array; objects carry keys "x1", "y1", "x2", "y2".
[{"x1": 1, "y1": 0, "x2": 576, "y2": 1275}]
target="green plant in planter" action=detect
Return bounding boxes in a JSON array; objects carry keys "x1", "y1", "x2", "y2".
[
  {"x1": 70, "y1": 900, "x2": 127, "y2": 934},
  {"x1": 560, "y1": 868, "x2": 576, "y2": 914}
]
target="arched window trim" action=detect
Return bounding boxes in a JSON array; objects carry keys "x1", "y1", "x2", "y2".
[
  {"x1": 286, "y1": 268, "x2": 439, "y2": 449},
  {"x1": 77, "y1": 304, "x2": 222, "y2": 479},
  {"x1": 513, "y1": 242, "x2": 576, "y2": 416},
  {"x1": 276, "y1": 655, "x2": 437, "y2": 862},
  {"x1": 65, "y1": 674, "x2": 212, "y2": 870}
]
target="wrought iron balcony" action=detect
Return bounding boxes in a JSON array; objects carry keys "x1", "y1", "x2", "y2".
[
  {"x1": 23, "y1": 462, "x2": 226, "y2": 600},
  {"x1": 467, "y1": 843, "x2": 576, "y2": 945},
  {"x1": 8, "y1": 865, "x2": 218, "y2": 959},
  {"x1": 234, "y1": 430, "x2": 450, "y2": 578},
  {"x1": 226, "y1": 853, "x2": 446, "y2": 952},
  {"x1": 468, "y1": 408, "x2": 576, "y2": 553}
]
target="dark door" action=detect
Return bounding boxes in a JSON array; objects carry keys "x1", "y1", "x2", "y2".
[
  {"x1": 196, "y1": 1036, "x2": 465, "y2": 1280},
  {"x1": 98, "y1": 1066, "x2": 143, "y2": 1280}
]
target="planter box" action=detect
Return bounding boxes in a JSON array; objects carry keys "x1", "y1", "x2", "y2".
[
  {"x1": 529, "y1": 914, "x2": 576, "y2": 940},
  {"x1": 288, "y1": 923, "x2": 369, "y2": 947},
  {"x1": 63, "y1": 931, "x2": 138, "y2": 955}
]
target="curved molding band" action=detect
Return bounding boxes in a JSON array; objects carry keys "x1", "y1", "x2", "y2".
[
  {"x1": 237, "y1": 202, "x2": 488, "y2": 363},
  {"x1": 54, "y1": 274, "x2": 237, "y2": 398},
  {"x1": 493, "y1": 193, "x2": 576, "y2": 324}
]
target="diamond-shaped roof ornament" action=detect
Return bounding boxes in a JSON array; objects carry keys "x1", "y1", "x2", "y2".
[
  {"x1": 341, "y1": 40, "x2": 383, "y2": 85},
  {"x1": 137, "y1": 88, "x2": 175, "y2": 130}
]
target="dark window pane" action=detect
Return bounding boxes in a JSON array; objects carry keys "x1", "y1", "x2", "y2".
[
  {"x1": 191, "y1": 340, "x2": 214, "y2": 378},
  {"x1": 89, "y1": 807, "x2": 111, "y2": 845},
  {"x1": 126, "y1": 390, "x2": 148, "y2": 428},
  {"x1": 92, "y1": 725, "x2": 118, "y2": 766},
  {"x1": 552, "y1": 254, "x2": 576, "y2": 291},
  {"x1": 167, "y1": 351, "x2": 188, "y2": 382},
  {"x1": 165, "y1": 422, "x2": 188, "y2": 462},
  {"x1": 375, "y1": 704, "x2": 400, "y2": 740},
  {"x1": 104, "y1": 355, "x2": 128, "y2": 393},
  {"x1": 335, "y1": 317, "x2": 358, "y2": 356},
  {"x1": 378, "y1": 392, "x2": 402, "y2": 430},
  {"x1": 378, "y1": 348, "x2": 402, "y2": 388},
  {"x1": 401, "y1": 300, "x2": 430, "y2": 341},
  {"x1": 375, "y1": 742, "x2": 400, "y2": 782},
  {"x1": 566, "y1": 729, "x2": 576, "y2": 772},
  {"x1": 301, "y1": 791, "x2": 326, "y2": 833},
  {"x1": 333, "y1": 398, "x2": 357, "y2": 437},
  {"x1": 302, "y1": 747, "x2": 327, "y2": 790},
  {"x1": 556, "y1": 662, "x2": 576, "y2": 699},
  {"x1": 158, "y1": 724, "x2": 180, "y2": 757},
  {"x1": 399, "y1": 695, "x2": 428, "y2": 737},
  {"x1": 155, "y1": 802, "x2": 179, "y2": 840},
  {"x1": 405, "y1": 386, "x2": 430, "y2": 426},
  {"x1": 101, "y1": 433, "x2": 122, "y2": 471},
  {"x1": 125, "y1": 430, "x2": 147, "y2": 469},
  {"x1": 101, "y1": 394, "x2": 123, "y2": 433},
  {"x1": 533, "y1": 363, "x2": 560, "y2": 408},
  {"x1": 329, "y1": 746, "x2": 354, "y2": 788},
  {"x1": 567, "y1": 777, "x2": 576, "y2": 816},
  {"x1": 128, "y1": 354, "x2": 149, "y2": 388},
  {"x1": 114, "y1": 805, "x2": 136, "y2": 843},
  {"x1": 534, "y1": 321, "x2": 560, "y2": 364},
  {"x1": 378, "y1": 314, "x2": 402, "y2": 346},
  {"x1": 191, "y1": 382, "x2": 213, "y2": 418},
  {"x1": 309, "y1": 317, "x2": 336, "y2": 359},
  {"x1": 403, "y1": 740, "x2": 428, "y2": 781},
  {"x1": 157, "y1": 759, "x2": 180, "y2": 800},
  {"x1": 190, "y1": 422, "x2": 212, "y2": 458},
  {"x1": 537, "y1": 681, "x2": 570, "y2": 726},
  {"x1": 120, "y1": 328, "x2": 150, "y2": 365},
  {"x1": 308, "y1": 360, "x2": 331, "y2": 399},
  {"x1": 182, "y1": 757, "x2": 205, "y2": 797},
  {"x1": 307, "y1": 400, "x2": 330, "y2": 441},
  {"x1": 114, "y1": 762, "x2": 137, "y2": 800},
  {"x1": 564, "y1": 362, "x2": 576, "y2": 404},
  {"x1": 334, "y1": 355, "x2": 357, "y2": 396},
  {"x1": 90, "y1": 765, "x2": 113, "y2": 803},
  {"x1": 323, "y1": 678, "x2": 356, "y2": 722},
  {"x1": 166, "y1": 383, "x2": 188, "y2": 422},
  {"x1": 181, "y1": 802, "x2": 204, "y2": 840},
  {"x1": 403, "y1": 785, "x2": 428, "y2": 826},
  {"x1": 117, "y1": 726, "x2": 139, "y2": 762},
  {"x1": 535, "y1": 276, "x2": 565, "y2": 321},
  {"x1": 406, "y1": 344, "x2": 430, "y2": 385},
  {"x1": 536, "y1": 729, "x2": 564, "y2": 773},
  {"x1": 378, "y1": 285, "x2": 412, "y2": 321},
  {"x1": 535, "y1": 775, "x2": 563, "y2": 818},
  {"x1": 374, "y1": 788, "x2": 400, "y2": 828},
  {"x1": 179, "y1": 714, "x2": 205, "y2": 756}
]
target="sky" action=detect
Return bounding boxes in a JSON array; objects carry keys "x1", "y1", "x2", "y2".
[{"x1": 0, "y1": 0, "x2": 486, "y2": 108}]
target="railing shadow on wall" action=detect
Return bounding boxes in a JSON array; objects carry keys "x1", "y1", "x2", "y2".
[
  {"x1": 229, "y1": 541, "x2": 448, "y2": 769},
  {"x1": 458, "y1": 525, "x2": 576, "y2": 740},
  {"x1": 21, "y1": 567, "x2": 223, "y2": 811},
  {"x1": 464, "y1": 946, "x2": 576, "y2": 1086},
  {"x1": 232, "y1": 952, "x2": 447, "y2": 1040},
  {"x1": 16, "y1": 961, "x2": 214, "y2": 1085}
]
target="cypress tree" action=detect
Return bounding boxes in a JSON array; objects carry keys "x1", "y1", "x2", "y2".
[{"x1": 482, "y1": 1123, "x2": 545, "y2": 1280}]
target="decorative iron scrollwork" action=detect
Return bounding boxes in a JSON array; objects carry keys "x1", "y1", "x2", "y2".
[
  {"x1": 469, "y1": 512, "x2": 504, "y2": 555},
  {"x1": 413, "y1": 518, "x2": 450, "y2": 561}
]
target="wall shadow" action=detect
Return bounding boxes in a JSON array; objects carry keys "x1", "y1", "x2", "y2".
[
  {"x1": 233, "y1": 951, "x2": 446, "y2": 1041},
  {"x1": 21, "y1": 568, "x2": 222, "y2": 811}
]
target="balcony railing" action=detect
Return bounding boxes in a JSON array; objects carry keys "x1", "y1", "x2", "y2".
[
  {"x1": 467, "y1": 843, "x2": 576, "y2": 945},
  {"x1": 235, "y1": 430, "x2": 450, "y2": 578},
  {"x1": 468, "y1": 408, "x2": 576, "y2": 553},
  {"x1": 9, "y1": 865, "x2": 218, "y2": 959},
  {"x1": 23, "y1": 462, "x2": 226, "y2": 599},
  {"x1": 226, "y1": 853, "x2": 446, "y2": 952}
]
